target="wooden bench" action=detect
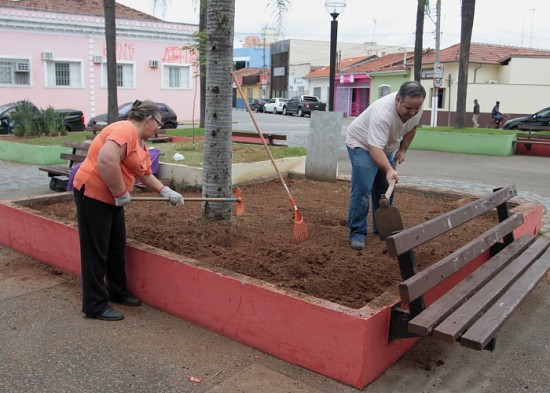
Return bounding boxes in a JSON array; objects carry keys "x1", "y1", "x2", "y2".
[
  {"x1": 386, "y1": 186, "x2": 550, "y2": 351},
  {"x1": 515, "y1": 127, "x2": 550, "y2": 150},
  {"x1": 38, "y1": 141, "x2": 91, "y2": 190},
  {"x1": 232, "y1": 131, "x2": 287, "y2": 146}
]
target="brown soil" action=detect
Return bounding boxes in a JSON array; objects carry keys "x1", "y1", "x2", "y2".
[{"x1": 29, "y1": 178, "x2": 497, "y2": 309}]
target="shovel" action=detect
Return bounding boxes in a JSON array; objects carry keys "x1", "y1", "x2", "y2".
[{"x1": 375, "y1": 176, "x2": 403, "y2": 241}]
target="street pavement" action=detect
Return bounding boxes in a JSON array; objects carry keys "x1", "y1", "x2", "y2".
[{"x1": 1, "y1": 141, "x2": 549, "y2": 391}]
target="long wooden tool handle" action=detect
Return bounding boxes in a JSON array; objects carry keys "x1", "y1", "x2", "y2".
[
  {"x1": 133, "y1": 197, "x2": 240, "y2": 202},
  {"x1": 385, "y1": 179, "x2": 396, "y2": 199},
  {"x1": 231, "y1": 73, "x2": 294, "y2": 203}
]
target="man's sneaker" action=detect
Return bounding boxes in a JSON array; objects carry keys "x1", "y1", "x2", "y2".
[{"x1": 350, "y1": 239, "x2": 365, "y2": 250}]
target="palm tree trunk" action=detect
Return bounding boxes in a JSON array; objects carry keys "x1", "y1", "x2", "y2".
[
  {"x1": 455, "y1": 0, "x2": 476, "y2": 128},
  {"x1": 413, "y1": 0, "x2": 427, "y2": 82},
  {"x1": 103, "y1": 0, "x2": 118, "y2": 124},
  {"x1": 202, "y1": 0, "x2": 235, "y2": 220},
  {"x1": 199, "y1": 0, "x2": 207, "y2": 128}
]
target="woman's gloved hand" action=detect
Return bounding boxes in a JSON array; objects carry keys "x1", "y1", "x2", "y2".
[
  {"x1": 114, "y1": 191, "x2": 131, "y2": 207},
  {"x1": 160, "y1": 186, "x2": 185, "y2": 206}
]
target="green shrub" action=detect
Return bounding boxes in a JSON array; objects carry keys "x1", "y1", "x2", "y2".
[
  {"x1": 11, "y1": 100, "x2": 41, "y2": 137},
  {"x1": 41, "y1": 106, "x2": 66, "y2": 136}
]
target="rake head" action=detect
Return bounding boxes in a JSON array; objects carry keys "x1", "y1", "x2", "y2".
[{"x1": 293, "y1": 210, "x2": 309, "y2": 242}]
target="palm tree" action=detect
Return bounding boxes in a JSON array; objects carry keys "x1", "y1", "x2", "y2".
[
  {"x1": 413, "y1": 0, "x2": 429, "y2": 82},
  {"x1": 455, "y1": 0, "x2": 476, "y2": 128},
  {"x1": 201, "y1": 0, "x2": 236, "y2": 219},
  {"x1": 103, "y1": 0, "x2": 118, "y2": 124}
]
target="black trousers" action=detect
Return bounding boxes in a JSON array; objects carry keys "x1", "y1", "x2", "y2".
[{"x1": 73, "y1": 186, "x2": 130, "y2": 314}]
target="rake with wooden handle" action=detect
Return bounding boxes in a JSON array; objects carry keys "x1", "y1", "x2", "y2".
[
  {"x1": 231, "y1": 72, "x2": 308, "y2": 242},
  {"x1": 132, "y1": 187, "x2": 245, "y2": 216}
]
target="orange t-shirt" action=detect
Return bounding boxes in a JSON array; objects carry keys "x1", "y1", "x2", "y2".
[{"x1": 73, "y1": 121, "x2": 152, "y2": 205}]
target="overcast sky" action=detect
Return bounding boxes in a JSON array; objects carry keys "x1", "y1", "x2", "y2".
[{"x1": 117, "y1": 0, "x2": 550, "y2": 50}]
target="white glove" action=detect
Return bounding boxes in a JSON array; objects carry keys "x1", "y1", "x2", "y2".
[
  {"x1": 114, "y1": 191, "x2": 131, "y2": 207},
  {"x1": 160, "y1": 186, "x2": 184, "y2": 206}
]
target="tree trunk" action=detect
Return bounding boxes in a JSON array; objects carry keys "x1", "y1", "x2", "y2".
[
  {"x1": 103, "y1": 0, "x2": 118, "y2": 124},
  {"x1": 413, "y1": 0, "x2": 426, "y2": 82},
  {"x1": 199, "y1": 0, "x2": 207, "y2": 128},
  {"x1": 455, "y1": 0, "x2": 476, "y2": 128},
  {"x1": 202, "y1": 0, "x2": 235, "y2": 220}
]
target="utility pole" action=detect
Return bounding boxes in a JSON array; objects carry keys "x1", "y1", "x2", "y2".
[
  {"x1": 430, "y1": 0, "x2": 441, "y2": 127},
  {"x1": 261, "y1": 28, "x2": 267, "y2": 99}
]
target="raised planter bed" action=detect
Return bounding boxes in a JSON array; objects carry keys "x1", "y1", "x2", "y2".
[
  {"x1": 0, "y1": 190, "x2": 543, "y2": 389},
  {"x1": 411, "y1": 131, "x2": 515, "y2": 156}
]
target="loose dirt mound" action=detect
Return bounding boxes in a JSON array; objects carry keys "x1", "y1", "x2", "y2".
[{"x1": 30, "y1": 178, "x2": 497, "y2": 309}]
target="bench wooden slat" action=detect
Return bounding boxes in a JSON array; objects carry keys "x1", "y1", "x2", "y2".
[
  {"x1": 514, "y1": 140, "x2": 550, "y2": 145},
  {"x1": 399, "y1": 213, "x2": 524, "y2": 303},
  {"x1": 407, "y1": 235, "x2": 536, "y2": 336},
  {"x1": 387, "y1": 186, "x2": 517, "y2": 257},
  {"x1": 38, "y1": 164, "x2": 72, "y2": 176},
  {"x1": 59, "y1": 153, "x2": 87, "y2": 162},
  {"x1": 62, "y1": 141, "x2": 92, "y2": 149},
  {"x1": 431, "y1": 237, "x2": 550, "y2": 342},
  {"x1": 460, "y1": 242, "x2": 550, "y2": 350}
]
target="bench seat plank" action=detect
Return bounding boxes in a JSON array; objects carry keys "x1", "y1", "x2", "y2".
[
  {"x1": 407, "y1": 235, "x2": 536, "y2": 336},
  {"x1": 432, "y1": 237, "x2": 550, "y2": 342},
  {"x1": 387, "y1": 186, "x2": 517, "y2": 257},
  {"x1": 460, "y1": 242, "x2": 550, "y2": 350},
  {"x1": 38, "y1": 164, "x2": 72, "y2": 177},
  {"x1": 399, "y1": 213, "x2": 523, "y2": 303}
]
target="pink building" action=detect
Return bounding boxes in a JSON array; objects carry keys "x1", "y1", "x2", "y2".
[{"x1": 0, "y1": 0, "x2": 199, "y2": 124}]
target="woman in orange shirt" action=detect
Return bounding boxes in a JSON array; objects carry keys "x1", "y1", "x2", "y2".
[{"x1": 73, "y1": 100, "x2": 184, "y2": 321}]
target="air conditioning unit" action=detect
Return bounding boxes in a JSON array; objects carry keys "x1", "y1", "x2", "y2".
[
  {"x1": 93, "y1": 55, "x2": 103, "y2": 64},
  {"x1": 487, "y1": 80, "x2": 497, "y2": 84},
  {"x1": 149, "y1": 60, "x2": 159, "y2": 68},
  {"x1": 42, "y1": 52, "x2": 53, "y2": 60},
  {"x1": 15, "y1": 62, "x2": 30, "y2": 72}
]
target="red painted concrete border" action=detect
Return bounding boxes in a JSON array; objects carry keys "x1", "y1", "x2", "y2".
[
  {"x1": 0, "y1": 196, "x2": 544, "y2": 388},
  {"x1": 515, "y1": 139, "x2": 550, "y2": 157}
]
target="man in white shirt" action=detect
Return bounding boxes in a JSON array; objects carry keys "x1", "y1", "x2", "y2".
[{"x1": 345, "y1": 81, "x2": 426, "y2": 250}]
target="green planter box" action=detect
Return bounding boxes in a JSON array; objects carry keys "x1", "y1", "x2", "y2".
[
  {"x1": 0, "y1": 140, "x2": 68, "y2": 165},
  {"x1": 410, "y1": 131, "x2": 515, "y2": 156}
]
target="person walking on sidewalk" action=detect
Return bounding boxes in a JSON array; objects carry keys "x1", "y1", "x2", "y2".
[
  {"x1": 472, "y1": 99, "x2": 480, "y2": 128},
  {"x1": 72, "y1": 100, "x2": 184, "y2": 321},
  {"x1": 345, "y1": 81, "x2": 426, "y2": 250}
]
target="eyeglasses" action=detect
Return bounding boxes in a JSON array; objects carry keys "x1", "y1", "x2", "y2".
[{"x1": 151, "y1": 116, "x2": 162, "y2": 128}]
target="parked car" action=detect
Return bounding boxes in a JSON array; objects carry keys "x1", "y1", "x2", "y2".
[
  {"x1": 283, "y1": 95, "x2": 326, "y2": 117},
  {"x1": 249, "y1": 98, "x2": 267, "y2": 113},
  {"x1": 87, "y1": 102, "x2": 178, "y2": 129},
  {"x1": 0, "y1": 101, "x2": 85, "y2": 134},
  {"x1": 263, "y1": 98, "x2": 288, "y2": 114},
  {"x1": 503, "y1": 107, "x2": 550, "y2": 130}
]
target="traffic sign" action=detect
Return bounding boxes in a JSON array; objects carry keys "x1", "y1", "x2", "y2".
[
  {"x1": 434, "y1": 62, "x2": 444, "y2": 78},
  {"x1": 433, "y1": 78, "x2": 442, "y2": 88}
]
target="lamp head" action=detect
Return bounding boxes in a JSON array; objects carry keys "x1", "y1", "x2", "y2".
[{"x1": 324, "y1": 1, "x2": 346, "y2": 18}]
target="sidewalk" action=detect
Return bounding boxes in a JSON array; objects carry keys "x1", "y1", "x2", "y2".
[{"x1": 1, "y1": 152, "x2": 549, "y2": 392}]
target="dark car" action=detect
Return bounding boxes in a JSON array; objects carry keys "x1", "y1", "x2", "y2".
[
  {"x1": 87, "y1": 102, "x2": 178, "y2": 129},
  {"x1": 0, "y1": 101, "x2": 85, "y2": 134},
  {"x1": 503, "y1": 107, "x2": 550, "y2": 130},
  {"x1": 249, "y1": 98, "x2": 267, "y2": 113}
]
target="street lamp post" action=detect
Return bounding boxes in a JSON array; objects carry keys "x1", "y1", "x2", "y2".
[{"x1": 325, "y1": 1, "x2": 346, "y2": 112}]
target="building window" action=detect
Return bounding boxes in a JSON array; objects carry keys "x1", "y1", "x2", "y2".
[
  {"x1": 0, "y1": 59, "x2": 31, "y2": 86},
  {"x1": 378, "y1": 85, "x2": 391, "y2": 98},
  {"x1": 313, "y1": 87, "x2": 321, "y2": 99},
  {"x1": 102, "y1": 63, "x2": 135, "y2": 88},
  {"x1": 46, "y1": 61, "x2": 82, "y2": 87},
  {"x1": 163, "y1": 65, "x2": 190, "y2": 89}
]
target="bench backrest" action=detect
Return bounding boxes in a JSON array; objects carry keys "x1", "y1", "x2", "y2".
[
  {"x1": 60, "y1": 141, "x2": 91, "y2": 167},
  {"x1": 387, "y1": 186, "x2": 522, "y2": 305}
]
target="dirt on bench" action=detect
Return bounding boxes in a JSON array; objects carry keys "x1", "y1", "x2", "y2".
[{"x1": 28, "y1": 178, "x2": 498, "y2": 309}]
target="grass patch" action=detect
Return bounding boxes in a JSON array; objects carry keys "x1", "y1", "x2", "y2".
[{"x1": 153, "y1": 140, "x2": 306, "y2": 167}]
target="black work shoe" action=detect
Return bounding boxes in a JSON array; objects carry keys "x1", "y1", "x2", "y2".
[
  {"x1": 110, "y1": 295, "x2": 142, "y2": 307},
  {"x1": 86, "y1": 306, "x2": 124, "y2": 321}
]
